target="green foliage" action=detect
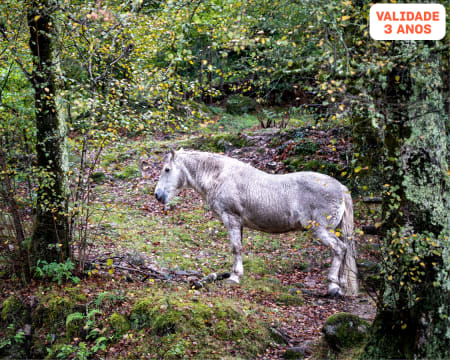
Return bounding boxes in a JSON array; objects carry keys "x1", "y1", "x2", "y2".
[
  {"x1": 114, "y1": 163, "x2": 141, "y2": 180},
  {"x1": 109, "y1": 313, "x2": 130, "y2": 336},
  {"x1": 225, "y1": 95, "x2": 258, "y2": 115},
  {"x1": 34, "y1": 260, "x2": 80, "y2": 285},
  {"x1": 1, "y1": 296, "x2": 24, "y2": 323},
  {"x1": 194, "y1": 133, "x2": 250, "y2": 153},
  {"x1": 129, "y1": 290, "x2": 277, "y2": 358},
  {"x1": 47, "y1": 342, "x2": 91, "y2": 360},
  {"x1": 66, "y1": 312, "x2": 85, "y2": 339}
]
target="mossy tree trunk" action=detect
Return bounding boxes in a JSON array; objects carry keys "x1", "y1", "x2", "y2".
[
  {"x1": 362, "y1": 41, "x2": 449, "y2": 359},
  {"x1": 28, "y1": 0, "x2": 70, "y2": 263}
]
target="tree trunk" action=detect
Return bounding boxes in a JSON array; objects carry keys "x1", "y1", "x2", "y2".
[
  {"x1": 28, "y1": 1, "x2": 70, "y2": 263},
  {"x1": 362, "y1": 41, "x2": 449, "y2": 359}
]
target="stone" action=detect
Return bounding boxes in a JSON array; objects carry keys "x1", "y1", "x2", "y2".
[
  {"x1": 283, "y1": 346, "x2": 305, "y2": 359},
  {"x1": 322, "y1": 312, "x2": 370, "y2": 351}
]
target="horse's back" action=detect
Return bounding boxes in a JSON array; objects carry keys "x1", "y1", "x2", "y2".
[{"x1": 216, "y1": 167, "x2": 347, "y2": 232}]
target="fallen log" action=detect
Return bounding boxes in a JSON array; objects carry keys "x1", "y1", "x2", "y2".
[
  {"x1": 362, "y1": 196, "x2": 382, "y2": 204},
  {"x1": 190, "y1": 272, "x2": 231, "y2": 289}
]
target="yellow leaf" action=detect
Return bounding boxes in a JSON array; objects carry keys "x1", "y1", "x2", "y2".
[
  {"x1": 106, "y1": 258, "x2": 114, "y2": 267},
  {"x1": 335, "y1": 231, "x2": 341, "y2": 237},
  {"x1": 341, "y1": 15, "x2": 351, "y2": 21},
  {"x1": 108, "y1": 268, "x2": 114, "y2": 274},
  {"x1": 388, "y1": 275, "x2": 393, "y2": 280},
  {"x1": 401, "y1": 324, "x2": 407, "y2": 330},
  {"x1": 395, "y1": 75, "x2": 400, "y2": 82}
]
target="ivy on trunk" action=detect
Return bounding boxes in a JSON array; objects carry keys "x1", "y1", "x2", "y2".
[
  {"x1": 28, "y1": 0, "x2": 70, "y2": 263},
  {"x1": 362, "y1": 41, "x2": 449, "y2": 359}
]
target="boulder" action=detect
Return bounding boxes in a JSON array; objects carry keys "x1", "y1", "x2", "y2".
[{"x1": 322, "y1": 312, "x2": 370, "y2": 351}]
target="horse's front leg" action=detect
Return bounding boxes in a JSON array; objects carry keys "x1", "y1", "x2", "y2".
[{"x1": 221, "y1": 213, "x2": 243, "y2": 284}]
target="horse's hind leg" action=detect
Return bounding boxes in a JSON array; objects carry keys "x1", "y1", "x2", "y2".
[
  {"x1": 314, "y1": 227, "x2": 347, "y2": 296},
  {"x1": 221, "y1": 213, "x2": 243, "y2": 284}
]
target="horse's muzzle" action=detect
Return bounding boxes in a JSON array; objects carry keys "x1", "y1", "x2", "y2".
[{"x1": 155, "y1": 189, "x2": 167, "y2": 204}]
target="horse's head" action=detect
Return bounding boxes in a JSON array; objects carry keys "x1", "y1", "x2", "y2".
[{"x1": 155, "y1": 149, "x2": 185, "y2": 205}]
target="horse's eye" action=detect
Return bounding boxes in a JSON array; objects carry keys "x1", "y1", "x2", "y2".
[{"x1": 165, "y1": 168, "x2": 170, "y2": 173}]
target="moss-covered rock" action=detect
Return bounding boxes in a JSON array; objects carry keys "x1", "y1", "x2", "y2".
[
  {"x1": 322, "y1": 312, "x2": 370, "y2": 351},
  {"x1": 33, "y1": 293, "x2": 85, "y2": 333},
  {"x1": 1, "y1": 296, "x2": 26, "y2": 325},
  {"x1": 129, "y1": 291, "x2": 277, "y2": 358},
  {"x1": 283, "y1": 346, "x2": 305, "y2": 359},
  {"x1": 129, "y1": 297, "x2": 154, "y2": 328},
  {"x1": 109, "y1": 313, "x2": 130, "y2": 336}
]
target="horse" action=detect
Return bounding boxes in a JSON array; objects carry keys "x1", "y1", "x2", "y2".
[{"x1": 154, "y1": 149, "x2": 358, "y2": 296}]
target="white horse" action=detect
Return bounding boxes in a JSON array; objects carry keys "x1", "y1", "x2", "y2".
[{"x1": 154, "y1": 149, "x2": 358, "y2": 296}]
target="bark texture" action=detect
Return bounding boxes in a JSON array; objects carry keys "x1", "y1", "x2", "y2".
[
  {"x1": 28, "y1": 0, "x2": 69, "y2": 262},
  {"x1": 362, "y1": 41, "x2": 449, "y2": 359}
]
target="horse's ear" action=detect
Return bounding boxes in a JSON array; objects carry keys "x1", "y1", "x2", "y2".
[{"x1": 170, "y1": 148, "x2": 176, "y2": 161}]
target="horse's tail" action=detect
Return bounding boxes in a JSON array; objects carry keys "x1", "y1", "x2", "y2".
[{"x1": 339, "y1": 188, "x2": 358, "y2": 296}]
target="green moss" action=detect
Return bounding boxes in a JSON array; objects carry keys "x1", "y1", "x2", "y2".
[
  {"x1": 284, "y1": 347, "x2": 304, "y2": 359},
  {"x1": 129, "y1": 291, "x2": 277, "y2": 358},
  {"x1": 109, "y1": 313, "x2": 130, "y2": 335},
  {"x1": 275, "y1": 293, "x2": 304, "y2": 306},
  {"x1": 243, "y1": 257, "x2": 269, "y2": 275},
  {"x1": 130, "y1": 297, "x2": 154, "y2": 328},
  {"x1": 322, "y1": 313, "x2": 370, "y2": 351},
  {"x1": 33, "y1": 294, "x2": 85, "y2": 333},
  {"x1": 153, "y1": 308, "x2": 183, "y2": 336},
  {"x1": 114, "y1": 163, "x2": 140, "y2": 180},
  {"x1": 64, "y1": 287, "x2": 88, "y2": 303},
  {"x1": 1, "y1": 296, "x2": 25, "y2": 324},
  {"x1": 195, "y1": 133, "x2": 250, "y2": 153}
]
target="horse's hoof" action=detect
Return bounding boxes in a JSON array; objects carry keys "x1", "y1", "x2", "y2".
[
  {"x1": 226, "y1": 275, "x2": 240, "y2": 285},
  {"x1": 327, "y1": 284, "x2": 344, "y2": 297}
]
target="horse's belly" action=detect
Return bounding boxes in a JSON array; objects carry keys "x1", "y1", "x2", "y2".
[{"x1": 242, "y1": 211, "x2": 304, "y2": 234}]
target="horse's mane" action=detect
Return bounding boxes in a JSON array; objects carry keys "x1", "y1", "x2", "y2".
[{"x1": 176, "y1": 150, "x2": 248, "y2": 189}]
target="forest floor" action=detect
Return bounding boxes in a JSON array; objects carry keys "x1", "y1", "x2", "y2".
[
  {"x1": 1, "y1": 119, "x2": 381, "y2": 359},
  {"x1": 86, "y1": 124, "x2": 379, "y2": 358}
]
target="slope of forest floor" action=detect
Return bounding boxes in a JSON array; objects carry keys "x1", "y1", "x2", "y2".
[{"x1": 0, "y1": 121, "x2": 381, "y2": 359}]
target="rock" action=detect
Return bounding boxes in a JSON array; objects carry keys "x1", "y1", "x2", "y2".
[
  {"x1": 109, "y1": 313, "x2": 130, "y2": 335},
  {"x1": 126, "y1": 251, "x2": 146, "y2": 266},
  {"x1": 288, "y1": 287, "x2": 302, "y2": 295},
  {"x1": 283, "y1": 346, "x2": 305, "y2": 359},
  {"x1": 322, "y1": 312, "x2": 370, "y2": 351},
  {"x1": 269, "y1": 327, "x2": 289, "y2": 344}
]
